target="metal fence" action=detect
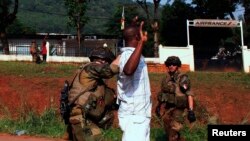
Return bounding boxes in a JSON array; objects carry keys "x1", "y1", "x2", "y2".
[{"x1": 2, "y1": 39, "x2": 119, "y2": 57}]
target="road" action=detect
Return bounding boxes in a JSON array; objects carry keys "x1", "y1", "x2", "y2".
[{"x1": 0, "y1": 133, "x2": 65, "y2": 141}]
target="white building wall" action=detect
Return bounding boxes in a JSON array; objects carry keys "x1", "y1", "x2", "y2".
[
  {"x1": 242, "y1": 46, "x2": 250, "y2": 73},
  {"x1": 158, "y1": 45, "x2": 195, "y2": 71}
]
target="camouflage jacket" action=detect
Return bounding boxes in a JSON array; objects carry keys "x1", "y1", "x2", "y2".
[
  {"x1": 158, "y1": 71, "x2": 193, "y2": 108},
  {"x1": 68, "y1": 62, "x2": 118, "y2": 118}
]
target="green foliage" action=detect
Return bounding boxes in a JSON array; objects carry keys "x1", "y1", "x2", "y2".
[
  {"x1": 105, "y1": 1, "x2": 156, "y2": 56},
  {"x1": 0, "y1": 0, "x2": 15, "y2": 27},
  {"x1": 6, "y1": 19, "x2": 36, "y2": 34},
  {"x1": 181, "y1": 124, "x2": 207, "y2": 141},
  {"x1": 159, "y1": 0, "x2": 244, "y2": 59},
  {"x1": 102, "y1": 128, "x2": 123, "y2": 141},
  {"x1": 160, "y1": 1, "x2": 195, "y2": 46},
  {"x1": 192, "y1": 0, "x2": 238, "y2": 19},
  {"x1": 16, "y1": 0, "x2": 137, "y2": 34},
  {"x1": 150, "y1": 128, "x2": 167, "y2": 141},
  {"x1": 64, "y1": 0, "x2": 89, "y2": 32},
  {"x1": 16, "y1": 0, "x2": 159, "y2": 36},
  {"x1": 106, "y1": 5, "x2": 141, "y2": 36}
]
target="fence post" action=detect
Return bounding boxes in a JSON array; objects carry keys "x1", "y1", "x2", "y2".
[{"x1": 46, "y1": 41, "x2": 50, "y2": 62}]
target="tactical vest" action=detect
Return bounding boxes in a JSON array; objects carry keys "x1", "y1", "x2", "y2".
[
  {"x1": 68, "y1": 63, "x2": 116, "y2": 120},
  {"x1": 159, "y1": 72, "x2": 188, "y2": 108}
]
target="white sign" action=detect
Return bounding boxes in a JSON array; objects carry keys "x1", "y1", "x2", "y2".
[{"x1": 193, "y1": 19, "x2": 239, "y2": 27}]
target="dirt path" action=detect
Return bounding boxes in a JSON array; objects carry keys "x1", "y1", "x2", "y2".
[{"x1": 0, "y1": 133, "x2": 64, "y2": 141}]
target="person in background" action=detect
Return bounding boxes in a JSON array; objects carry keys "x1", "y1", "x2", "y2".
[
  {"x1": 155, "y1": 56, "x2": 196, "y2": 141},
  {"x1": 30, "y1": 40, "x2": 41, "y2": 64},
  {"x1": 115, "y1": 16, "x2": 152, "y2": 141},
  {"x1": 41, "y1": 40, "x2": 47, "y2": 63}
]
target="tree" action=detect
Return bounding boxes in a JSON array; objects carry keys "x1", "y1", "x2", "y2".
[
  {"x1": 106, "y1": 4, "x2": 155, "y2": 57},
  {"x1": 0, "y1": 0, "x2": 18, "y2": 54},
  {"x1": 7, "y1": 19, "x2": 36, "y2": 35},
  {"x1": 160, "y1": 0, "x2": 195, "y2": 46},
  {"x1": 136, "y1": 0, "x2": 161, "y2": 57},
  {"x1": 192, "y1": 0, "x2": 239, "y2": 19},
  {"x1": 64, "y1": 0, "x2": 89, "y2": 55},
  {"x1": 106, "y1": 5, "x2": 141, "y2": 36},
  {"x1": 241, "y1": 0, "x2": 250, "y2": 23}
]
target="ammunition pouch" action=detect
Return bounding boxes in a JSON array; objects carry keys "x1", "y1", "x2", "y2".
[
  {"x1": 158, "y1": 92, "x2": 175, "y2": 104},
  {"x1": 174, "y1": 93, "x2": 187, "y2": 108},
  {"x1": 104, "y1": 86, "x2": 116, "y2": 108},
  {"x1": 84, "y1": 94, "x2": 105, "y2": 121},
  {"x1": 158, "y1": 90, "x2": 187, "y2": 108},
  {"x1": 97, "y1": 111, "x2": 114, "y2": 129},
  {"x1": 162, "y1": 80, "x2": 176, "y2": 93},
  {"x1": 159, "y1": 73, "x2": 189, "y2": 109},
  {"x1": 81, "y1": 86, "x2": 116, "y2": 129}
]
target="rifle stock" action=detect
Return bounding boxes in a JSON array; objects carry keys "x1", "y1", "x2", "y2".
[{"x1": 60, "y1": 80, "x2": 70, "y2": 124}]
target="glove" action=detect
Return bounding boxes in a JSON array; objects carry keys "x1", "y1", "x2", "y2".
[{"x1": 188, "y1": 110, "x2": 196, "y2": 123}]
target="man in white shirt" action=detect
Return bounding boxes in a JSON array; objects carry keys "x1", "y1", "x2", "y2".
[{"x1": 113, "y1": 16, "x2": 152, "y2": 141}]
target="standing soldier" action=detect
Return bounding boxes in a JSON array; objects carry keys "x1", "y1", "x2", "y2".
[
  {"x1": 155, "y1": 56, "x2": 196, "y2": 141},
  {"x1": 61, "y1": 46, "x2": 119, "y2": 141}
]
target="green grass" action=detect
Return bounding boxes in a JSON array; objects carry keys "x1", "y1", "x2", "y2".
[
  {"x1": 181, "y1": 124, "x2": 207, "y2": 141},
  {"x1": 0, "y1": 108, "x2": 65, "y2": 138},
  {"x1": 188, "y1": 71, "x2": 250, "y2": 86},
  {"x1": 0, "y1": 61, "x2": 77, "y2": 77}
]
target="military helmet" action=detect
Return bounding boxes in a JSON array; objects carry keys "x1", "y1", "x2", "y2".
[
  {"x1": 165, "y1": 56, "x2": 182, "y2": 67},
  {"x1": 89, "y1": 47, "x2": 115, "y2": 64}
]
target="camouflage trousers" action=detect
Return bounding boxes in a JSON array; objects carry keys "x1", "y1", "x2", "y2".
[
  {"x1": 162, "y1": 108, "x2": 186, "y2": 141},
  {"x1": 69, "y1": 107, "x2": 102, "y2": 141}
]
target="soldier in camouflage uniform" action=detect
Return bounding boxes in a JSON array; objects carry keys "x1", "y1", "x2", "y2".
[
  {"x1": 155, "y1": 56, "x2": 196, "y2": 141},
  {"x1": 67, "y1": 47, "x2": 119, "y2": 141}
]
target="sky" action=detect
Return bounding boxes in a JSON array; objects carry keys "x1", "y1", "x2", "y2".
[
  {"x1": 147, "y1": 0, "x2": 190, "y2": 5},
  {"x1": 147, "y1": 0, "x2": 170, "y2": 5}
]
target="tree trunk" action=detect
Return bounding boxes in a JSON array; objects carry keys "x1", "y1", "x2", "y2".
[
  {"x1": 153, "y1": 0, "x2": 160, "y2": 57},
  {"x1": 153, "y1": 31, "x2": 159, "y2": 57},
  {"x1": 0, "y1": 0, "x2": 18, "y2": 55},
  {"x1": 77, "y1": 22, "x2": 81, "y2": 56},
  {"x1": 0, "y1": 31, "x2": 9, "y2": 55},
  {"x1": 152, "y1": 21, "x2": 159, "y2": 57}
]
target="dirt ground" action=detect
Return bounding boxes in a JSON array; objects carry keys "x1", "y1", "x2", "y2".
[
  {"x1": 0, "y1": 68, "x2": 250, "y2": 140},
  {"x1": 0, "y1": 133, "x2": 64, "y2": 141}
]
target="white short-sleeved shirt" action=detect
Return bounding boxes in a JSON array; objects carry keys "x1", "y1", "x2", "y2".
[{"x1": 117, "y1": 47, "x2": 152, "y2": 117}]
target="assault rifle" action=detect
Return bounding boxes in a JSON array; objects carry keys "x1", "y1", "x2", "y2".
[{"x1": 60, "y1": 80, "x2": 70, "y2": 124}]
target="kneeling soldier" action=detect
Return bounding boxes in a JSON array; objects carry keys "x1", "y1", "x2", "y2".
[{"x1": 63, "y1": 47, "x2": 119, "y2": 141}]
